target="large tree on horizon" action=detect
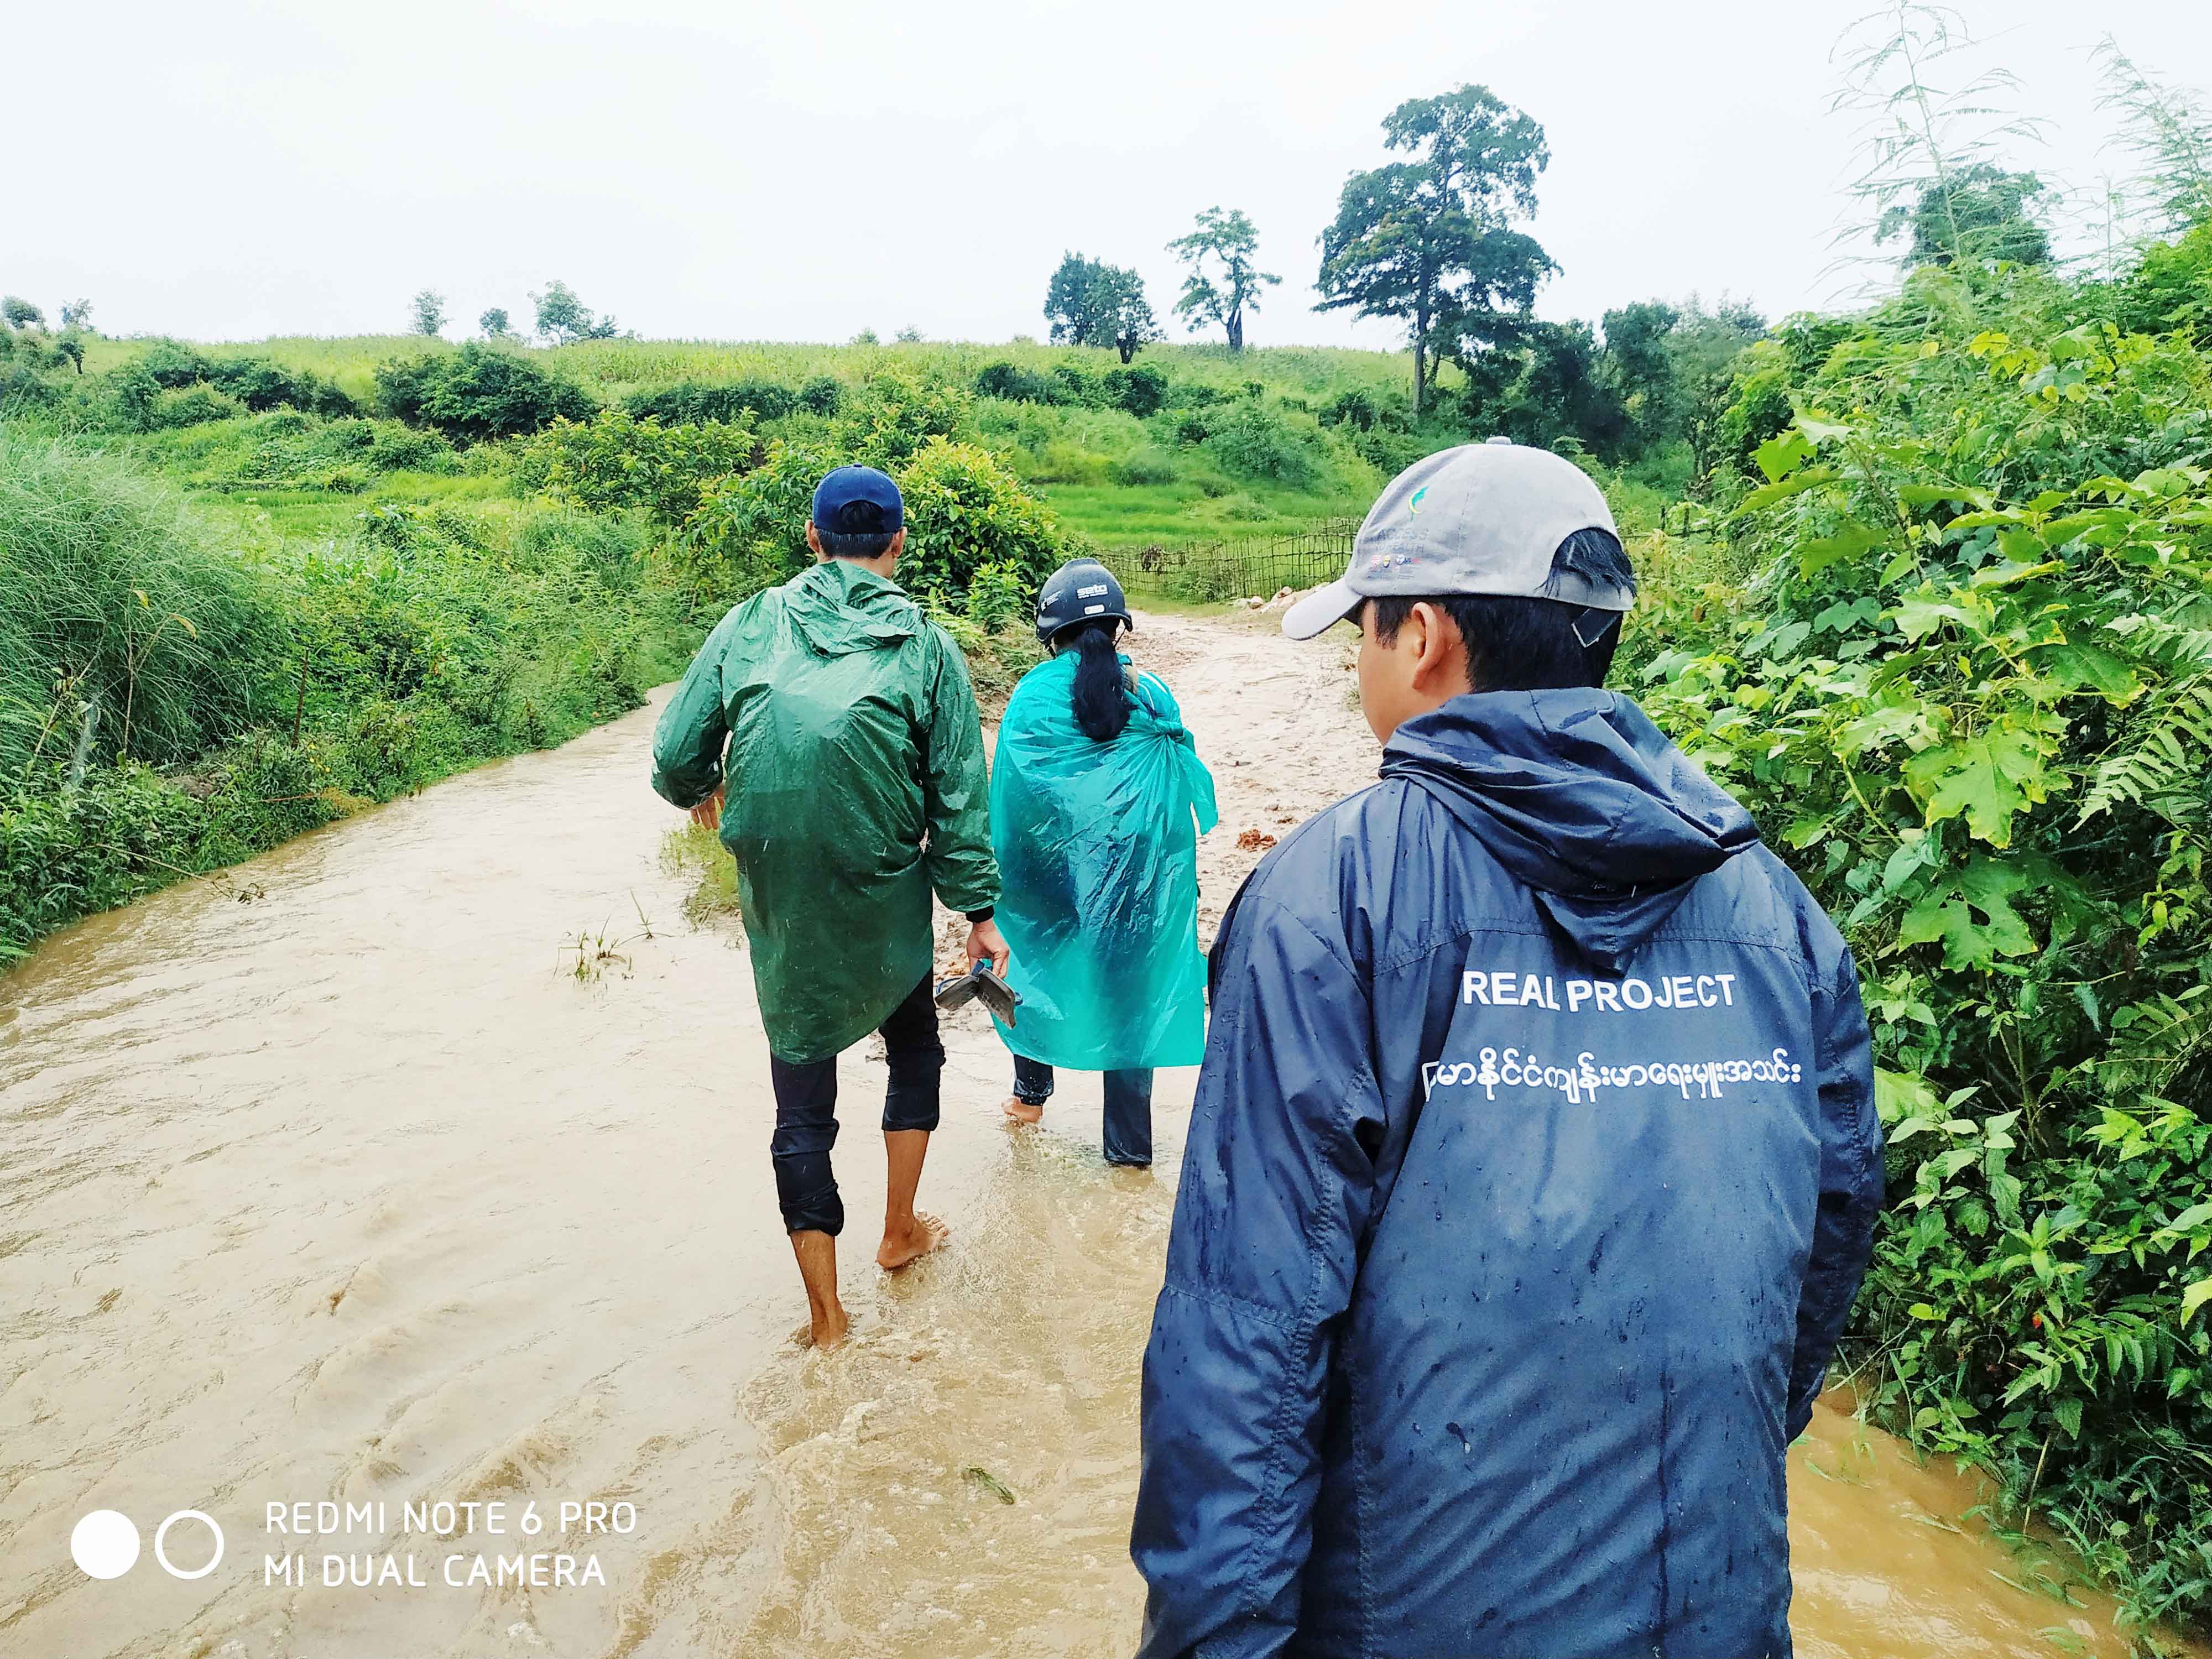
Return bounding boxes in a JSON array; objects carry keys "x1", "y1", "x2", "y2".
[
  {"x1": 1167, "y1": 207, "x2": 1280, "y2": 352},
  {"x1": 1044, "y1": 253, "x2": 1162, "y2": 362},
  {"x1": 1317, "y1": 85, "x2": 1554, "y2": 414}
]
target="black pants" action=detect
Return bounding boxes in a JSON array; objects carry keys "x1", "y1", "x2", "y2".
[
  {"x1": 1011, "y1": 1055, "x2": 1154, "y2": 1167},
  {"x1": 768, "y1": 975, "x2": 943, "y2": 1237}
]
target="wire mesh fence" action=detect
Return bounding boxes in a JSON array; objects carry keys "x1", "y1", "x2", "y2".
[{"x1": 1103, "y1": 518, "x2": 1360, "y2": 604}]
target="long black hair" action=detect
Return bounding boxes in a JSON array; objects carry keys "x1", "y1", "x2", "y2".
[{"x1": 1060, "y1": 619, "x2": 1131, "y2": 742}]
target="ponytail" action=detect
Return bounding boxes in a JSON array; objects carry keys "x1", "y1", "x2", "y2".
[{"x1": 1066, "y1": 620, "x2": 1131, "y2": 742}]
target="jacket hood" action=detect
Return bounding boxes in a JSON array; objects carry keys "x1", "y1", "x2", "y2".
[
  {"x1": 1379, "y1": 688, "x2": 1759, "y2": 972},
  {"x1": 785, "y1": 559, "x2": 923, "y2": 656}
]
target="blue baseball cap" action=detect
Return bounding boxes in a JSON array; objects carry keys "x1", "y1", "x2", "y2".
[{"x1": 811, "y1": 466, "x2": 904, "y2": 537}]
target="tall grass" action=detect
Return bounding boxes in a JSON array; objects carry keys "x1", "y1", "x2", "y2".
[{"x1": 0, "y1": 436, "x2": 280, "y2": 786}]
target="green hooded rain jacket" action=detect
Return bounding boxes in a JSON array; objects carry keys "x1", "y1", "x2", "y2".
[{"x1": 651, "y1": 559, "x2": 998, "y2": 1065}]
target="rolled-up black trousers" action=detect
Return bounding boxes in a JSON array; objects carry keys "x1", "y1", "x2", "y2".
[{"x1": 766, "y1": 975, "x2": 944, "y2": 1237}]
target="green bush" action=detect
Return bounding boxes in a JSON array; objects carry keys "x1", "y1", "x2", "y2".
[
  {"x1": 207, "y1": 356, "x2": 360, "y2": 418},
  {"x1": 845, "y1": 365, "x2": 977, "y2": 467},
  {"x1": 1637, "y1": 263, "x2": 2212, "y2": 1632},
  {"x1": 1105, "y1": 363, "x2": 1170, "y2": 417},
  {"x1": 140, "y1": 340, "x2": 213, "y2": 389},
  {"x1": 895, "y1": 439, "x2": 1065, "y2": 603},
  {"x1": 1106, "y1": 447, "x2": 1182, "y2": 486},
  {"x1": 624, "y1": 378, "x2": 796, "y2": 425},
  {"x1": 149, "y1": 385, "x2": 244, "y2": 430},
  {"x1": 1204, "y1": 398, "x2": 1321, "y2": 487},
  {"x1": 676, "y1": 437, "x2": 832, "y2": 603},
  {"x1": 375, "y1": 343, "x2": 595, "y2": 443},
  {"x1": 523, "y1": 409, "x2": 757, "y2": 525}
]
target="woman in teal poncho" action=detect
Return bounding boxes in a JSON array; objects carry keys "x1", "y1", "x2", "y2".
[{"x1": 989, "y1": 560, "x2": 1217, "y2": 1166}]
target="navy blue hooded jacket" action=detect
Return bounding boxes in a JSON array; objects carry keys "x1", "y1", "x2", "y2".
[{"x1": 1131, "y1": 688, "x2": 1882, "y2": 1659}]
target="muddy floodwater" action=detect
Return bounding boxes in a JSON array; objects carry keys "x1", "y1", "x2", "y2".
[{"x1": 1, "y1": 613, "x2": 2197, "y2": 1658}]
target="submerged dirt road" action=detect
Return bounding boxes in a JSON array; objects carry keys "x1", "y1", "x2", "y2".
[{"x1": 0, "y1": 609, "x2": 2192, "y2": 1658}]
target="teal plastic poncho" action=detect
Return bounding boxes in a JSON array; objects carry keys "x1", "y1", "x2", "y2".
[{"x1": 989, "y1": 651, "x2": 1218, "y2": 1071}]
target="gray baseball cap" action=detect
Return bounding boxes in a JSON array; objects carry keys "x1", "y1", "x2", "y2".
[{"x1": 1281, "y1": 438, "x2": 1628, "y2": 640}]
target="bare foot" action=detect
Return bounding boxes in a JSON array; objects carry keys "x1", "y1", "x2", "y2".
[
  {"x1": 877, "y1": 1211, "x2": 951, "y2": 1271},
  {"x1": 806, "y1": 1305, "x2": 851, "y2": 1349},
  {"x1": 1001, "y1": 1095, "x2": 1043, "y2": 1125}
]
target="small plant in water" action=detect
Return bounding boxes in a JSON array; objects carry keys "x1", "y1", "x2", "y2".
[{"x1": 560, "y1": 894, "x2": 654, "y2": 982}]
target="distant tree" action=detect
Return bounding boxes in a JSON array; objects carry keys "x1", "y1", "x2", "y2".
[
  {"x1": 410, "y1": 289, "x2": 447, "y2": 336},
  {"x1": 1598, "y1": 300, "x2": 1681, "y2": 449},
  {"x1": 1879, "y1": 162, "x2": 2051, "y2": 268},
  {"x1": 3, "y1": 296, "x2": 45, "y2": 329},
  {"x1": 1044, "y1": 254, "x2": 1160, "y2": 362},
  {"x1": 1045, "y1": 253, "x2": 1110, "y2": 347},
  {"x1": 852, "y1": 327, "x2": 881, "y2": 346},
  {"x1": 895, "y1": 325, "x2": 924, "y2": 343},
  {"x1": 59, "y1": 298, "x2": 92, "y2": 330},
  {"x1": 1455, "y1": 317, "x2": 1622, "y2": 453},
  {"x1": 1167, "y1": 206, "x2": 1280, "y2": 352},
  {"x1": 479, "y1": 306, "x2": 513, "y2": 339},
  {"x1": 1097, "y1": 267, "x2": 1162, "y2": 363},
  {"x1": 1665, "y1": 296, "x2": 1768, "y2": 484},
  {"x1": 1317, "y1": 85, "x2": 1554, "y2": 414},
  {"x1": 530, "y1": 280, "x2": 620, "y2": 345}
]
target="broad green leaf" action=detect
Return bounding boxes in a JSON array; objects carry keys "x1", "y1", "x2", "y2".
[
  {"x1": 1898, "y1": 483, "x2": 1995, "y2": 511},
  {"x1": 1799, "y1": 520, "x2": 1879, "y2": 580},
  {"x1": 2182, "y1": 1278, "x2": 2212, "y2": 1325},
  {"x1": 1890, "y1": 588, "x2": 1978, "y2": 642},
  {"x1": 1904, "y1": 728, "x2": 2050, "y2": 848},
  {"x1": 1755, "y1": 430, "x2": 1815, "y2": 484},
  {"x1": 2031, "y1": 642, "x2": 2141, "y2": 704},
  {"x1": 1875, "y1": 1067, "x2": 1941, "y2": 1126},
  {"x1": 1736, "y1": 466, "x2": 1838, "y2": 514}
]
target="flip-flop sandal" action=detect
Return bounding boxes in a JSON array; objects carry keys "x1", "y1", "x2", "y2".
[{"x1": 933, "y1": 962, "x2": 1022, "y2": 1026}]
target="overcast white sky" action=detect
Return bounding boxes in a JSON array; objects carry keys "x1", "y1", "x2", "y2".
[{"x1": 6, "y1": 1, "x2": 2209, "y2": 349}]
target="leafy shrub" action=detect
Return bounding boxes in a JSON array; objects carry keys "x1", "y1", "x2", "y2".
[
  {"x1": 374, "y1": 344, "x2": 594, "y2": 443},
  {"x1": 974, "y1": 361, "x2": 1058, "y2": 404},
  {"x1": 895, "y1": 439, "x2": 1064, "y2": 603},
  {"x1": 525, "y1": 409, "x2": 757, "y2": 525},
  {"x1": 207, "y1": 356, "x2": 360, "y2": 418},
  {"x1": 2120, "y1": 219, "x2": 2212, "y2": 343},
  {"x1": 1204, "y1": 398, "x2": 1320, "y2": 486},
  {"x1": 1637, "y1": 265, "x2": 2212, "y2": 1630},
  {"x1": 844, "y1": 366, "x2": 976, "y2": 467},
  {"x1": 1104, "y1": 363, "x2": 1170, "y2": 417},
  {"x1": 140, "y1": 340, "x2": 213, "y2": 389},
  {"x1": 1319, "y1": 386, "x2": 1411, "y2": 433},
  {"x1": 964, "y1": 560, "x2": 1029, "y2": 633},
  {"x1": 797, "y1": 375, "x2": 842, "y2": 416},
  {"x1": 1106, "y1": 447, "x2": 1182, "y2": 487},
  {"x1": 148, "y1": 385, "x2": 244, "y2": 429},
  {"x1": 676, "y1": 437, "x2": 832, "y2": 603},
  {"x1": 624, "y1": 378, "x2": 795, "y2": 425}
]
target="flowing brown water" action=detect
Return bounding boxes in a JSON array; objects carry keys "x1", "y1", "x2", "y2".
[{"x1": 1, "y1": 613, "x2": 2194, "y2": 1659}]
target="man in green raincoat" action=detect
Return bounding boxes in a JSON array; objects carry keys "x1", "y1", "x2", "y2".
[{"x1": 651, "y1": 465, "x2": 1006, "y2": 1348}]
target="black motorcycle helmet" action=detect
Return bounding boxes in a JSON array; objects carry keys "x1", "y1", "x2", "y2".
[{"x1": 1034, "y1": 558, "x2": 1132, "y2": 646}]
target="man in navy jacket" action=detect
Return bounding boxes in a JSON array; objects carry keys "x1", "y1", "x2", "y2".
[{"x1": 1131, "y1": 440, "x2": 1884, "y2": 1659}]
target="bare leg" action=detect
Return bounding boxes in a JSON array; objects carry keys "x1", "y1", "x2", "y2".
[
  {"x1": 789, "y1": 1230, "x2": 849, "y2": 1347},
  {"x1": 877, "y1": 1128, "x2": 952, "y2": 1270}
]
